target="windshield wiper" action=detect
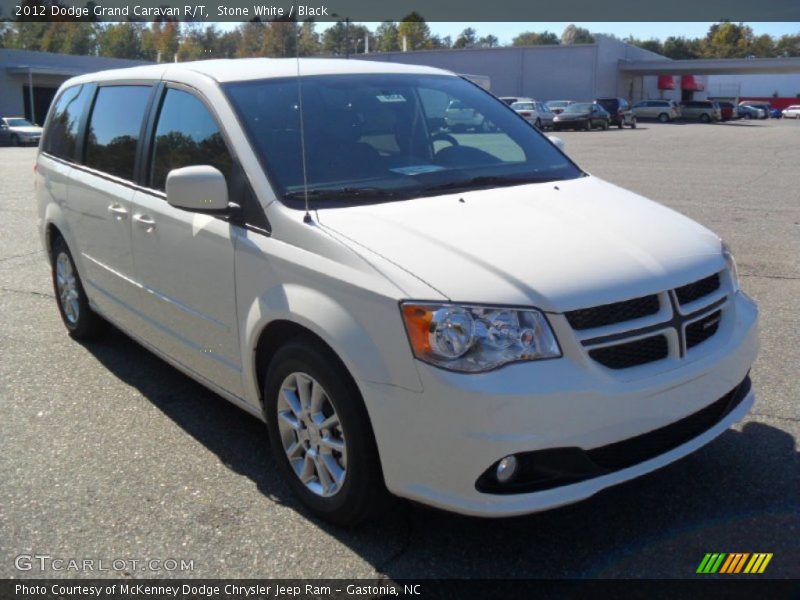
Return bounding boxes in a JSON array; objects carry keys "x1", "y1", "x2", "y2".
[
  {"x1": 420, "y1": 175, "x2": 553, "y2": 194},
  {"x1": 283, "y1": 187, "x2": 408, "y2": 201}
]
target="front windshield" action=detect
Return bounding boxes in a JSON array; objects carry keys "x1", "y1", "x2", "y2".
[
  {"x1": 225, "y1": 73, "x2": 581, "y2": 206},
  {"x1": 564, "y1": 103, "x2": 592, "y2": 113},
  {"x1": 6, "y1": 118, "x2": 34, "y2": 127}
]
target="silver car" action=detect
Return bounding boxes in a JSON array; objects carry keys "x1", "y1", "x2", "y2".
[
  {"x1": 0, "y1": 117, "x2": 43, "y2": 146},
  {"x1": 510, "y1": 101, "x2": 555, "y2": 129}
]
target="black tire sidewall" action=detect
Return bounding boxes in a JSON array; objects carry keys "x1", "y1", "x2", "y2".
[{"x1": 263, "y1": 339, "x2": 385, "y2": 525}]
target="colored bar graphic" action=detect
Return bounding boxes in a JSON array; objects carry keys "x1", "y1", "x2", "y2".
[{"x1": 701, "y1": 552, "x2": 774, "y2": 574}]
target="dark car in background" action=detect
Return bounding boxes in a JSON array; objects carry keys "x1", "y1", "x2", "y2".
[
  {"x1": 553, "y1": 102, "x2": 610, "y2": 131},
  {"x1": 594, "y1": 97, "x2": 637, "y2": 128}
]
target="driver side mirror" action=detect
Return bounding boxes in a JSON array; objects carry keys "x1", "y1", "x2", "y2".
[
  {"x1": 547, "y1": 136, "x2": 565, "y2": 151},
  {"x1": 166, "y1": 165, "x2": 229, "y2": 212}
]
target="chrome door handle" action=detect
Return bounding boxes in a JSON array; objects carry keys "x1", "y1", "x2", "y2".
[
  {"x1": 107, "y1": 204, "x2": 128, "y2": 220},
  {"x1": 133, "y1": 213, "x2": 156, "y2": 233}
]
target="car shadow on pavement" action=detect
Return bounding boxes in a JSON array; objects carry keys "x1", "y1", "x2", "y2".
[{"x1": 80, "y1": 326, "x2": 799, "y2": 579}]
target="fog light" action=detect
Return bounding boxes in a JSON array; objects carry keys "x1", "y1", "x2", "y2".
[{"x1": 496, "y1": 455, "x2": 518, "y2": 483}]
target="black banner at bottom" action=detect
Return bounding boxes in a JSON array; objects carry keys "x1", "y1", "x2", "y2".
[{"x1": 3, "y1": 579, "x2": 800, "y2": 600}]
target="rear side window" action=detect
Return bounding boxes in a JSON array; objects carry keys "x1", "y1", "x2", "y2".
[
  {"x1": 84, "y1": 85, "x2": 151, "y2": 181},
  {"x1": 149, "y1": 88, "x2": 233, "y2": 192},
  {"x1": 43, "y1": 85, "x2": 92, "y2": 161}
]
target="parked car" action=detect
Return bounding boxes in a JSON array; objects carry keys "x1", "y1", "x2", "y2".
[
  {"x1": 499, "y1": 96, "x2": 533, "y2": 106},
  {"x1": 680, "y1": 100, "x2": 722, "y2": 123},
  {"x1": 594, "y1": 97, "x2": 636, "y2": 128},
  {"x1": 553, "y1": 102, "x2": 610, "y2": 131},
  {"x1": 737, "y1": 104, "x2": 767, "y2": 120},
  {"x1": 0, "y1": 117, "x2": 43, "y2": 146},
  {"x1": 714, "y1": 101, "x2": 737, "y2": 121},
  {"x1": 510, "y1": 100, "x2": 554, "y2": 129},
  {"x1": 445, "y1": 99, "x2": 490, "y2": 132},
  {"x1": 36, "y1": 59, "x2": 757, "y2": 525},
  {"x1": 781, "y1": 105, "x2": 800, "y2": 118},
  {"x1": 749, "y1": 103, "x2": 780, "y2": 118},
  {"x1": 631, "y1": 99, "x2": 681, "y2": 122},
  {"x1": 546, "y1": 100, "x2": 574, "y2": 114}
]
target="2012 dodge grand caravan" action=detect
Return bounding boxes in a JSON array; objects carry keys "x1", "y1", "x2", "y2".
[{"x1": 36, "y1": 59, "x2": 758, "y2": 525}]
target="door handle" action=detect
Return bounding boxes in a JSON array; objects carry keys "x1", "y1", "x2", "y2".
[
  {"x1": 133, "y1": 213, "x2": 156, "y2": 233},
  {"x1": 107, "y1": 204, "x2": 128, "y2": 220}
]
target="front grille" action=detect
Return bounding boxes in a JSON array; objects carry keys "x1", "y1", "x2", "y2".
[
  {"x1": 588, "y1": 335, "x2": 668, "y2": 369},
  {"x1": 476, "y1": 376, "x2": 751, "y2": 494},
  {"x1": 675, "y1": 273, "x2": 721, "y2": 305},
  {"x1": 565, "y1": 295, "x2": 659, "y2": 330},
  {"x1": 686, "y1": 310, "x2": 722, "y2": 349}
]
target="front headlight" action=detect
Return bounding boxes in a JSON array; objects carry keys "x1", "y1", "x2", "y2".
[
  {"x1": 401, "y1": 302, "x2": 561, "y2": 373},
  {"x1": 722, "y1": 240, "x2": 740, "y2": 292}
]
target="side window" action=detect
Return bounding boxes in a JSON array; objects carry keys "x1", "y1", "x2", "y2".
[
  {"x1": 43, "y1": 85, "x2": 92, "y2": 160},
  {"x1": 85, "y1": 86, "x2": 152, "y2": 180},
  {"x1": 149, "y1": 88, "x2": 233, "y2": 192}
]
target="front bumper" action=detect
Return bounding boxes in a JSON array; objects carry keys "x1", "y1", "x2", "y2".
[{"x1": 362, "y1": 291, "x2": 758, "y2": 517}]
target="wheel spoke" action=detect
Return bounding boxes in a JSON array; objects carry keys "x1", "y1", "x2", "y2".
[
  {"x1": 316, "y1": 413, "x2": 340, "y2": 430},
  {"x1": 281, "y1": 387, "x2": 302, "y2": 418},
  {"x1": 278, "y1": 409, "x2": 300, "y2": 431},
  {"x1": 285, "y1": 440, "x2": 304, "y2": 459},
  {"x1": 321, "y1": 454, "x2": 345, "y2": 488},
  {"x1": 296, "y1": 373, "x2": 312, "y2": 411},
  {"x1": 310, "y1": 380, "x2": 325, "y2": 412},
  {"x1": 313, "y1": 452, "x2": 334, "y2": 493},
  {"x1": 319, "y1": 434, "x2": 344, "y2": 453}
]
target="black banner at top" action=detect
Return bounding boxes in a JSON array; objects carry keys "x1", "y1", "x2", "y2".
[{"x1": 3, "y1": 0, "x2": 800, "y2": 22}]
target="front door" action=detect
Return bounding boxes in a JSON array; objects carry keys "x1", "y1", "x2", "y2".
[{"x1": 129, "y1": 86, "x2": 242, "y2": 397}]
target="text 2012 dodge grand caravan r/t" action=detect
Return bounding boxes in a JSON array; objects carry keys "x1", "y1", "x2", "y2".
[{"x1": 36, "y1": 59, "x2": 758, "y2": 525}]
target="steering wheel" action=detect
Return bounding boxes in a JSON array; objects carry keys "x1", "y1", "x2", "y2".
[{"x1": 431, "y1": 132, "x2": 460, "y2": 148}]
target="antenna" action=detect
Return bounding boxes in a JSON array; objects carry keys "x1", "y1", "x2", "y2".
[{"x1": 295, "y1": 26, "x2": 312, "y2": 224}]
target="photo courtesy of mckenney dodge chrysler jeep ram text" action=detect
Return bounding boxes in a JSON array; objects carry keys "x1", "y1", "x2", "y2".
[{"x1": 36, "y1": 58, "x2": 758, "y2": 525}]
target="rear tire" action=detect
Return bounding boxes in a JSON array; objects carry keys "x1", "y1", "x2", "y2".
[
  {"x1": 630, "y1": 118, "x2": 637, "y2": 129},
  {"x1": 51, "y1": 236, "x2": 103, "y2": 339},
  {"x1": 264, "y1": 338, "x2": 389, "y2": 526},
  {"x1": 10, "y1": 134, "x2": 19, "y2": 147},
  {"x1": 535, "y1": 118, "x2": 542, "y2": 129}
]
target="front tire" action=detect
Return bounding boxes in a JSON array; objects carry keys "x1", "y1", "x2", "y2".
[
  {"x1": 51, "y1": 236, "x2": 103, "y2": 339},
  {"x1": 264, "y1": 338, "x2": 388, "y2": 526},
  {"x1": 701, "y1": 113, "x2": 711, "y2": 123},
  {"x1": 10, "y1": 134, "x2": 19, "y2": 147},
  {"x1": 658, "y1": 113, "x2": 670, "y2": 123}
]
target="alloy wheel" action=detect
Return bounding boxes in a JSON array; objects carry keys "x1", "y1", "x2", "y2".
[
  {"x1": 55, "y1": 252, "x2": 80, "y2": 325},
  {"x1": 276, "y1": 372, "x2": 347, "y2": 498}
]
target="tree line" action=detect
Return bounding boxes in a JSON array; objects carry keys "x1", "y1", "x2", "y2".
[{"x1": 0, "y1": 18, "x2": 798, "y2": 61}]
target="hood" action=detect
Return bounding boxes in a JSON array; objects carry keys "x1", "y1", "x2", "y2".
[
  {"x1": 316, "y1": 176, "x2": 724, "y2": 312},
  {"x1": 9, "y1": 126, "x2": 42, "y2": 135}
]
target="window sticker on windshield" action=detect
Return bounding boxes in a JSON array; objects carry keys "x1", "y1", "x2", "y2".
[
  {"x1": 390, "y1": 165, "x2": 445, "y2": 176},
  {"x1": 376, "y1": 94, "x2": 407, "y2": 103}
]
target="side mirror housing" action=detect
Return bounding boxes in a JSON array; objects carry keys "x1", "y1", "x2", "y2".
[
  {"x1": 166, "y1": 165, "x2": 228, "y2": 212},
  {"x1": 547, "y1": 135, "x2": 565, "y2": 151}
]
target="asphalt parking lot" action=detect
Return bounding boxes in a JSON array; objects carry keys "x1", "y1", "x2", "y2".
[{"x1": 1, "y1": 119, "x2": 798, "y2": 580}]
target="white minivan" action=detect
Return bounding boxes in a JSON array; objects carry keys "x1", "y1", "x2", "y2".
[{"x1": 37, "y1": 59, "x2": 758, "y2": 524}]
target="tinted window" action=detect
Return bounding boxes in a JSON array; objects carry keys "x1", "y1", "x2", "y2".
[
  {"x1": 44, "y1": 85, "x2": 92, "y2": 160},
  {"x1": 84, "y1": 86, "x2": 151, "y2": 180},
  {"x1": 226, "y1": 74, "x2": 580, "y2": 204},
  {"x1": 149, "y1": 89, "x2": 233, "y2": 192}
]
